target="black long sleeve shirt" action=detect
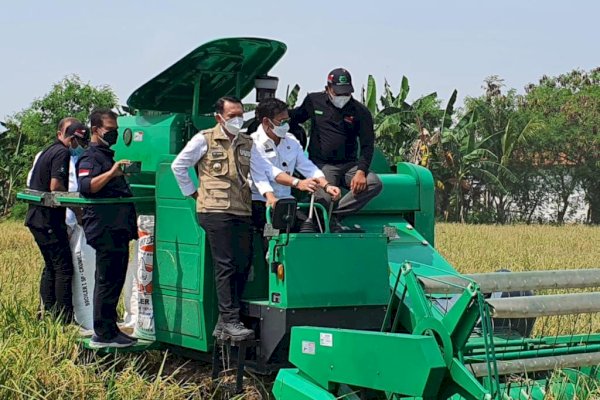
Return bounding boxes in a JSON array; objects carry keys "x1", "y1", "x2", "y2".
[
  {"x1": 76, "y1": 144, "x2": 137, "y2": 246},
  {"x1": 25, "y1": 140, "x2": 70, "y2": 230},
  {"x1": 290, "y1": 92, "x2": 375, "y2": 172}
]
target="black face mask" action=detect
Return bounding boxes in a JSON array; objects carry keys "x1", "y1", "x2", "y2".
[{"x1": 100, "y1": 129, "x2": 118, "y2": 146}]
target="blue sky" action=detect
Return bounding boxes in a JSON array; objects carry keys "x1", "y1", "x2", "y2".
[{"x1": 0, "y1": 0, "x2": 598, "y2": 121}]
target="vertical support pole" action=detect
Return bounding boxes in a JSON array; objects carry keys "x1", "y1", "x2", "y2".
[
  {"x1": 192, "y1": 78, "x2": 202, "y2": 130},
  {"x1": 236, "y1": 341, "x2": 248, "y2": 394},
  {"x1": 235, "y1": 72, "x2": 241, "y2": 99},
  {"x1": 211, "y1": 341, "x2": 221, "y2": 380}
]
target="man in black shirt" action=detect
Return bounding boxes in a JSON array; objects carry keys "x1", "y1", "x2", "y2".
[
  {"x1": 290, "y1": 68, "x2": 382, "y2": 232},
  {"x1": 26, "y1": 117, "x2": 82, "y2": 322},
  {"x1": 77, "y1": 108, "x2": 138, "y2": 348}
]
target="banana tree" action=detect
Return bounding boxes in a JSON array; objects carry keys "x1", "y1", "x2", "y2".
[
  {"x1": 0, "y1": 120, "x2": 26, "y2": 215},
  {"x1": 465, "y1": 87, "x2": 542, "y2": 222},
  {"x1": 362, "y1": 75, "x2": 451, "y2": 163},
  {"x1": 431, "y1": 110, "x2": 515, "y2": 222}
]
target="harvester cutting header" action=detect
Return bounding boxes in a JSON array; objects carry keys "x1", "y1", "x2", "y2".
[{"x1": 18, "y1": 38, "x2": 600, "y2": 399}]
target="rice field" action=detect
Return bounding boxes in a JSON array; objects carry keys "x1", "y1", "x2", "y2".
[{"x1": 0, "y1": 221, "x2": 599, "y2": 399}]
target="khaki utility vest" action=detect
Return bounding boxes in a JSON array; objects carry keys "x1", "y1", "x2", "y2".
[{"x1": 196, "y1": 124, "x2": 252, "y2": 216}]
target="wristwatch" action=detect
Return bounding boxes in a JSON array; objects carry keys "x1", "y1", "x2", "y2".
[{"x1": 292, "y1": 178, "x2": 300, "y2": 188}]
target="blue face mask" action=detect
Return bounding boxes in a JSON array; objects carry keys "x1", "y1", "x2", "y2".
[{"x1": 70, "y1": 145, "x2": 85, "y2": 158}]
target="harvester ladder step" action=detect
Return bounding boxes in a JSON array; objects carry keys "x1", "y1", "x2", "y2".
[{"x1": 211, "y1": 338, "x2": 258, "y2": 394}]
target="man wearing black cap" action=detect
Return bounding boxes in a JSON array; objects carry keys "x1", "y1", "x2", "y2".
[
  {"x1": 290, "y1": 68, "x2": 382, "y2": 232},
  {"x1": 25, "y1": 117, "x2": 87, "y2": 322}
]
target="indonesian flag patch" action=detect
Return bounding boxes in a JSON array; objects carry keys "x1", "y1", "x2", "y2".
[{"x1": 78, "y1": 168, "x2": 91, "y2": 177}]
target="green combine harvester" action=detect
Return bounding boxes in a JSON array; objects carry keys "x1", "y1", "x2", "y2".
[{"x1": 18, "y1": 38, "x2": 600, "y2": 399}]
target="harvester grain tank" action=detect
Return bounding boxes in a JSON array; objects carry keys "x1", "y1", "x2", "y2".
[{"x1": 18, "y1": 37, "x2": 600, "y2": 399}]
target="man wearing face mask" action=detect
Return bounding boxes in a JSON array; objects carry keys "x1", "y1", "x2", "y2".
[
  {"x1": 290, "y1": 68, "x2": 382, "y2": 232},
  {"x1": 25, "y1": 117, "x2": 82, "y2": 323},
  {"x1": 171, "y1": 96, "x2": 254, "y2": 341},
  {"x1": 63, "y1": 122, "x2": 90, "y2": 230},
  {"x1": 27, "y1": 121, "x2": 91, "y2": 240},
  {"x1": 250, "y1": 97, "x2": 341, "y2": 237},
  {"x1": 77, "y1": 108, "x2": 138, "y2": 348}
]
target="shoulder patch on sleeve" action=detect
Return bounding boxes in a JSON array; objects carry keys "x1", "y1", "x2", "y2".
[{"x1": 78, "y1": 161, "x2": 93, "y2": 177}]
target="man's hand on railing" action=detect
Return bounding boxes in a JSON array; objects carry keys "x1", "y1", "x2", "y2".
[{"x1": 265, "y1": 192, "x2": 278, "y2": 208}]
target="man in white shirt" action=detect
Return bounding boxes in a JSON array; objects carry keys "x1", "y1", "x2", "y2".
[{"x1": 250, "y1": 98, "x2": 341, "y2": 235}]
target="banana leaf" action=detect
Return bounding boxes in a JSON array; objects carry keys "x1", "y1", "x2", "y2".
[{"x1": 365, "y1": 75, "x2": 378, "y2": 115}]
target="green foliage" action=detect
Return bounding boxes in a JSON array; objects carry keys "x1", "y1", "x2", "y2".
[
  {"x1": 0, "y1": 75, "x2": 117, "y2": 216},
  {"x1": 364, "y1": 75, "x2": 448, "y2": 163},
  {"x1": 365, "y1": 69, "x2": 598, "y2": 224},
  {"x1": 520, "y1": 68, "x2": 600, "y2": 223},
  {"x1": 8, "y1": 202, "x2": 28, "y2": 221},
  {"x1": 286, "y1": 84, "x2": 301, "y2": 108}
]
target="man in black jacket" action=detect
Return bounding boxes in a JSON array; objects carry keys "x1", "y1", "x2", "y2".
[
  {"x1": 77, "y1": 108, "x2": 138, "y2": 348},
  {"x1": 26, "y1": 117, "x2": 81, "y2": 322},
  {"x1": 290, "y1": 68, "x2": 382, "y2": 232}
]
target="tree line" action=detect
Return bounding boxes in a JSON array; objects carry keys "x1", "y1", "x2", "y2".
[
  {"x1": 1, "y1": 69, "x2": 598, "y2": 224},
  {"x1": 363, "y1": 68, "x2": 599, "y2": 224}
]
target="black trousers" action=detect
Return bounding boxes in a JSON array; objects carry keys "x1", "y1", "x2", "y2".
[
  {"x1": 29, "y1": 226, "x2": 74, "y2": 321},
  {"x1": 314, "y1": 162, "x2": 383, "y2": 218},
  {"x1": 197, "y1": 213, "x2": 252, "y2": 324},
  {"x1": 251, "y1": 201, "x2": 271, "y2": 253},
  {"x1": 89, "y1": 229, "x2": 130, "y2": 339}
]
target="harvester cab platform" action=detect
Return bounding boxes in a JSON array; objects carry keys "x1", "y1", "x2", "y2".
[{"x1": 17, "y1": 37, "x2": 600, "y2": 399}]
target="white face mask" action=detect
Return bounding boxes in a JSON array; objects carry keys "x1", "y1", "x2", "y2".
[
  {"x1": 270, "y1": 120, "x2": 290, "y2": 138},
  {"x1": 331, "y1": 94, "x2": 351, "y2": 109},
  {"x1": 220, "y1": 115, "x2": 244, "y2": 136}
]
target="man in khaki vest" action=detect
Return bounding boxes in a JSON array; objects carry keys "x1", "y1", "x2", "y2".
[{"x1": 171, "y1": 96, "x2": 254, "y2": 340}]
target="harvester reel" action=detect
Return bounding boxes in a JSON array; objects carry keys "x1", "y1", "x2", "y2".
[{"x1": 485, "y1": 269, "x2": 536, "y2": 338}]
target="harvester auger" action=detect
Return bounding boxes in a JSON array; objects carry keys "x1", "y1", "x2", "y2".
[{"x1": 17, "y1": 37, "x2": 600, "y2": 399}]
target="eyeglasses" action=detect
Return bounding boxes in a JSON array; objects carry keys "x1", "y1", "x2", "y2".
[{"x1": 271, "y1": 118, "x2": 290, "y2": 126}]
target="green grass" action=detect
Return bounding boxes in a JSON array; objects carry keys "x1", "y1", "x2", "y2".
[
  {"x1": 1, "y1": 221, "x2": 599, "y2": 399},
  {"x1": 0, "y1": 221, "x2": 264, "y2": 400}
]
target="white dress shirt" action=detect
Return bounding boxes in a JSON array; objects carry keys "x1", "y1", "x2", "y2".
[
  {"x1": 250, "y1": 125, "x2": 324, "y2": 201},
  {"x1": 171, "y1": 132, "x2": 209, "y2": 197},
  {"x1": 65, "y1": 156, "x2": 79, "y2": 228}
]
